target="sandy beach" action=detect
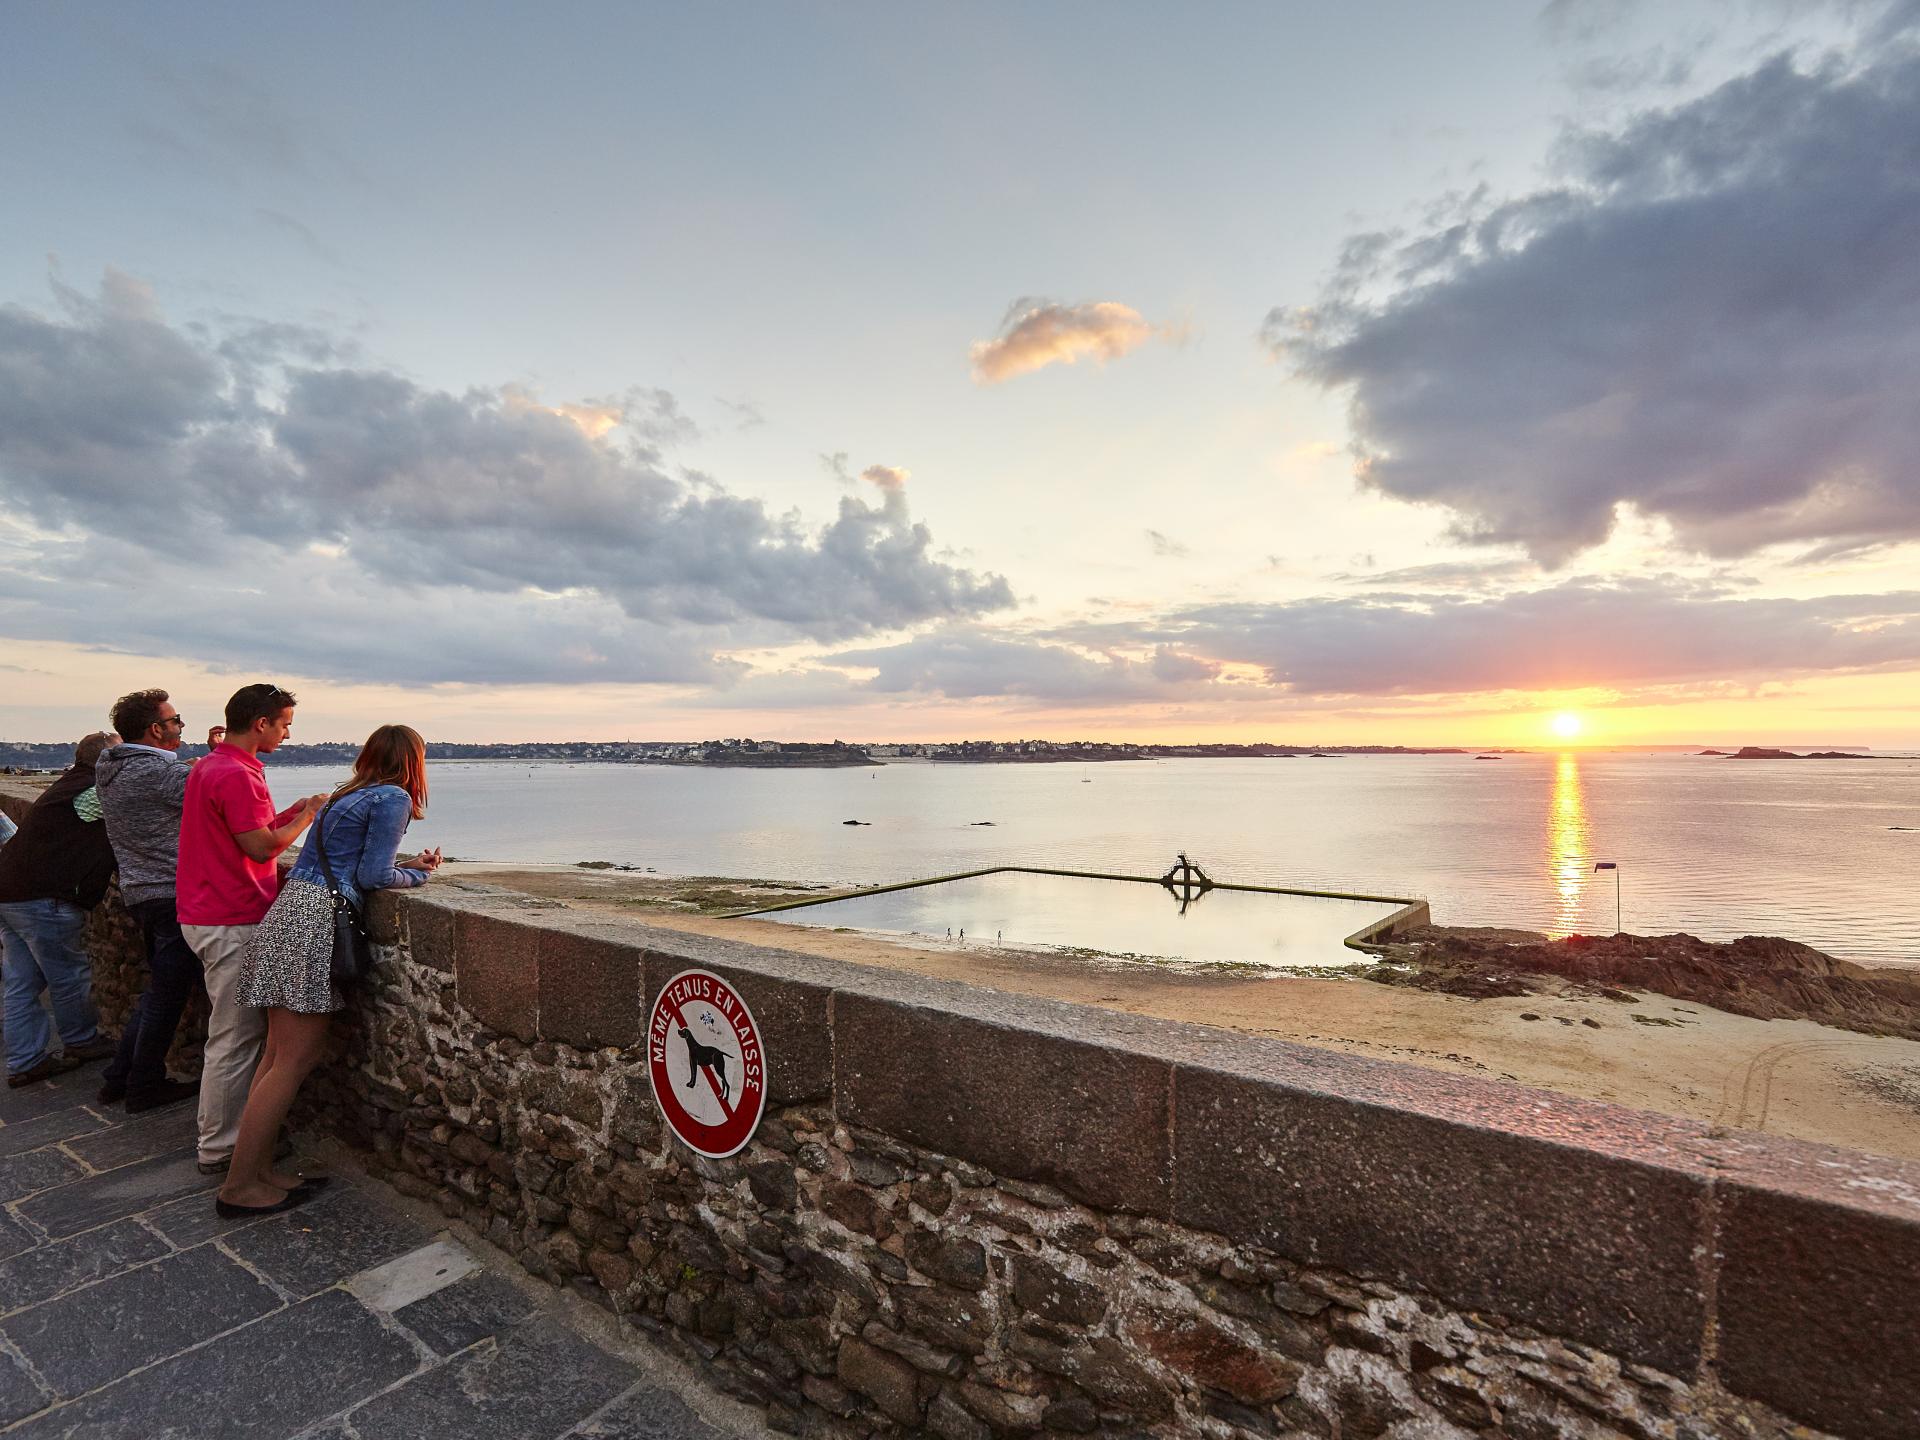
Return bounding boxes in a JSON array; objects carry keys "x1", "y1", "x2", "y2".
[{"x1": 445, "y1": 862, "x2": 1920, "y2": 1164}]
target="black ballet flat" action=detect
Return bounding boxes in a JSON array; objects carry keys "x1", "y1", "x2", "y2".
[
  {"x1": 282, "y1": 1175, "x2": 331, "y2": 1196},
  {"x1": 215, "y1": 1188, "x2": 314, "y2": 1220}
]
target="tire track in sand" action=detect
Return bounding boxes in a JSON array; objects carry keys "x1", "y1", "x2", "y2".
[{"x1": 1712, "y1": 1037, "x2": 1912, "y2": 1133}]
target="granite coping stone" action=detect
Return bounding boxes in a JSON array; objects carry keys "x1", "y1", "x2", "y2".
[
  {"x1": 1708, "y1": 1133, "x2": 1920, "y2": 1440},
  {"x1": 455, "y1": 909, "x2": 544, "y2": 1041},
  {"x1": 1172, "y1": 1063, "x2": 1711, "y2": 1376},
  {"x1": 541, "y1": 928, "x2": 648, "y2": 1050},
  {"x1": 834, "y1": 991, "x2": 1174, "y2": 1216}
]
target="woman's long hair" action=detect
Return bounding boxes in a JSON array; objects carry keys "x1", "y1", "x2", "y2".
[{"x1": 333, "y1": 724, "x2": 429, "y2": 819}]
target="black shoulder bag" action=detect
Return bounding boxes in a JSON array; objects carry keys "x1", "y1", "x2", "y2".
[{"x1": 313, "y1": 803, "x2": 376, "y2": 985}]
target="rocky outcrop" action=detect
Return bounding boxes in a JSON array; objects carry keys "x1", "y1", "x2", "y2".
[
  {"x1": 1727, "y1": 746, "x2": 1870, "y2": 759},
  {"x1": 1371, "y1": 926, "x2": 1920, "y2": 1039}
]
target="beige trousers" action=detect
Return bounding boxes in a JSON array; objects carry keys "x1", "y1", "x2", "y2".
[{"x1": 182, "y1": 923, "x2": 267, "y2": 1165}]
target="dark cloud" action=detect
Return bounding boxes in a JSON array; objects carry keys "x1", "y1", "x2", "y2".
[
  {"x1": 0, "y1": 272, "x2": 1012, "y2": 684},
  {"x1": 1273, "y1": 25, "x2": 1920, "y2": 564}
]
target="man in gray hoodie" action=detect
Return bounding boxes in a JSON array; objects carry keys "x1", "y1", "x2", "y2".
[{"x1": 95, "y1": 688, "x2": 219, "y2": 1111}]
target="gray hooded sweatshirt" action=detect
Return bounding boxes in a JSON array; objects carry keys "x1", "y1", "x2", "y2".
[{"x1": 95, "y1": 743, "x2": 191, "y2": 906}]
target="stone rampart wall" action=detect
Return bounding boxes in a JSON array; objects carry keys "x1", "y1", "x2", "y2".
[{"x1": 5, "y1": 781, "x2": 1916, "y2": 1439}]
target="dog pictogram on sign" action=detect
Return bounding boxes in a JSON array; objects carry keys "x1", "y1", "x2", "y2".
[{"x1": 647, "y1": 969, "x2": 767, "y2": 1157}]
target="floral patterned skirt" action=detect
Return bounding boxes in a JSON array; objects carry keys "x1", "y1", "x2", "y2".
[{"x1": 237, "y1": 875, "x2": 344, "y2": 1014}]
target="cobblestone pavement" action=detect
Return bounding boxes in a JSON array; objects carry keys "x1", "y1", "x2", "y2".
[{"x1": 0, "y1": 1054, "x2": 776, "y2": 1440}]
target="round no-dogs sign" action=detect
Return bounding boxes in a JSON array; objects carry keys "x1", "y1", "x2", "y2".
[{"x1": 646, "y1": 969, "x2": 767, "y2": 1158}]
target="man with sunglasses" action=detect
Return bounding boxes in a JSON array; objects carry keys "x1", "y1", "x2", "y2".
[
  {"x1": 95, "y1": 689, "x2": 225, "y2": 1111},
  {"x1": 178, "y1": 684, "x2": 328, "y2": 1174}
]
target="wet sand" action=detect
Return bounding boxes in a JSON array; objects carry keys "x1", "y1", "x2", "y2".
[{"x1": 444, "y1": 862, "x2": 1920, "y2": 1163}]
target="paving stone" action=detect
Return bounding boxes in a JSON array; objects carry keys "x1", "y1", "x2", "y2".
[
  {"x1": 347, "y1": 1315, "x2": 638, "y2": 1439},
  {"x1": 1, "y1": 1242, "x2": 282, "y2": 1398},
  {"x1": 61, "y1": 1104, "x2": 198, "y2": 1172},
  {"x1": 392, "y1": 1269, "x2": 539, "y2": 1356},
  {"x1": 348, "y1": 1238, "x2": 479, "y2": 1314},
  {"x1": 4, "y1": 1289, "x2": 421, "y2": 1440},
  {"x1": 221, "y1": 1184, "x2": 435, "y2": 1297},
  {"x1": 570, "y1": 1384, "x2": 729, "y2": 1440},
  {"x1": 13, "y1": 1152, "x2": 213, "y2": 1237},
  {"x1": 0, "y1": 1217, "x2": 172, "y2": 1317},
  {"x1": 0, "y1": 1350, "x2": 52, "y2": 1427},
  {"x1": 0, "y1": 1106, "x2": 109, "y2": 1159},
  {"x1": 0, "y1": 1205, "x2": 39, "y2": 1263},
  {"x1": 0, "y1": 1074, "x2": 100, "y2": 1125},
  {"x1": 140, "y1": 1180, "x2": 309, "y2": 1250},
  {"x1": 0, "y1": 1148, "x2": 84, "y2": 1204}
]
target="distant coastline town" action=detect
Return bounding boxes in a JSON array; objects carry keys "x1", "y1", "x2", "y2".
[
  {"x1": 0, "y1": 735, "x2": 1882, "y2": 773},
  {"x1": 0, "y1": 736, "x2": 1487, "y2": 771}
]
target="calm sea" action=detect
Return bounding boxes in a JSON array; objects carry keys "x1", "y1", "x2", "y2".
[{"x1": 267, "y1": 753, "x2": 1920, "y2": 967}]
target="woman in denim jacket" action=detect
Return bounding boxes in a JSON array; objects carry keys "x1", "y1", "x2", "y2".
[{"x1": 217, "y1": 725, "x2": 441, "y2": 1215}]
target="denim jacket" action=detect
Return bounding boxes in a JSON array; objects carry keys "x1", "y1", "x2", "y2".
[{"x1": 291, "y1": 785, "x2": 428, "y2": 906}]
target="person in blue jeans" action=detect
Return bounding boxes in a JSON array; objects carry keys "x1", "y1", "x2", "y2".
[
  {"x1": 218, "y1": 724, "x2": 440, "y2": 1215},
  {"x1": 0, "y1": 732, "x2": 120, "y2": 1087}
]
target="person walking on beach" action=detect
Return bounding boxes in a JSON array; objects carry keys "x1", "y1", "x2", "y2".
[
  {"x1": 218, "y1": 724, "x2": 439, "y2": 1215},
  {"x1": 177, "y1": 685, "x2": 328, "y2": 1174},
  {"x1": 0, "y1": 731, "x2": 120, "y2": 1087},
  {"x1": 95, "y1": 689, "x2": 223, "y2": 1112}
]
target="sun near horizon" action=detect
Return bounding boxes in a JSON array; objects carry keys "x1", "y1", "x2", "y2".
[{"x1": 1550, "y1": 711, "x2": 1584, "y2": 741}]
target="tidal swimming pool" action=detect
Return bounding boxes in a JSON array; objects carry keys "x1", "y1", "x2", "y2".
[{"x1": 749, "y1": 867, "x2": 1415, "y2": 971}]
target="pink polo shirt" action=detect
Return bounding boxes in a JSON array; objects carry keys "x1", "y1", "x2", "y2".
[{"x1": 176, "y1": 744, "x2": 295, "y2": 926}]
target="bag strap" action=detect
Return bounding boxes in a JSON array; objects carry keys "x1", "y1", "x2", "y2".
[{"x1": 310, "y1": 801, "x2": 361, "y2": 916}]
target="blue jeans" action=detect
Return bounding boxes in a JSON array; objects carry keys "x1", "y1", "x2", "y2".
[
  {"x1": 0, "y1": 899, "x2": 101, "y2": 1075},
  {"x1": 102, "y1": 897, "x2": 203, "y2": 1099}
]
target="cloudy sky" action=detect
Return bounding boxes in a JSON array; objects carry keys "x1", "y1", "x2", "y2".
[{"x1": 4, "y1": 0, "x2": 1918, "y2": 746}]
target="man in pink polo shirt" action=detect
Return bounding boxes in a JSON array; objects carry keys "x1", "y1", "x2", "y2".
[{"x1": 178, "y1": 684, "x2": 328, "y2": 1174}]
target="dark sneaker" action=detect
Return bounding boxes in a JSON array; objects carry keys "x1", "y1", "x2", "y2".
[
  {"x1": 126, "y1": 1078, "x2": 200, "y2": 1114},
  {"x1": 97, "y1": 1080, "x2": 127, "y2": 1105},
  {"x1": 8, "y1": 1054, "x2": 82, "y2": 1089},
  {"x1": 63, "y1": 1036, "x2": 117, "y2": 1063}
]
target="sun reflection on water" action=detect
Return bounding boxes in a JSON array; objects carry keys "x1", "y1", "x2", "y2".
[{"x1": 1547, "y1": 752, "x2": 1589, "y2": 937}]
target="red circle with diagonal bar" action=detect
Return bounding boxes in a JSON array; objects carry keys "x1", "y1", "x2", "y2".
[{"x1": 646, "y1": 968, "x2": 767, "y2": 1158}]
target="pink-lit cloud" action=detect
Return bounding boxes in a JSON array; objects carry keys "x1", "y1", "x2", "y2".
[{"x1": 970, "y1": 300, "x2": 1168, "y2": 385}]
